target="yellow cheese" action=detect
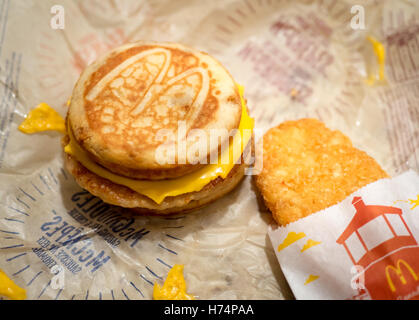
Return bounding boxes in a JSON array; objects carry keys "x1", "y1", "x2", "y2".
[
  {"x1": 65, "y1": 84, "x2": 254, "y2": 204},
  {"x1": 366, "y1": 36, "x2": 386, "y2": 85},
  {"x1": 0, "y1": 269, "x2": 26, "y2": 300},
  {"x1": 153, "y1": 264, "x2": 195, "y2": 300},
  {"x1": 18, "y1": 102, "x2": 66, "y2": 134}
]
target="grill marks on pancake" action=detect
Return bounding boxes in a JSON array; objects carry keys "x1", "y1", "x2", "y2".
[{"x1": 83, "y1": 46, "x2": 219, "y2": 152}]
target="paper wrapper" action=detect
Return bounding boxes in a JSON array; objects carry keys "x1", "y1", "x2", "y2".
[
  {"x1": 268, "y1": 171, "x2": 419, "y2": 300},
  {"x1": 0, "y1": 0, "x2": 418, "y2": 299}
]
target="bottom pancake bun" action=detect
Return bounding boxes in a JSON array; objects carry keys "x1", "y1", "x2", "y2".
[
  {"x1": 255, "y1": 118, "x2": 389, "y2": 226},
  {"x1": 64, "y1": 152, "x2": 246, "y2": 215}
]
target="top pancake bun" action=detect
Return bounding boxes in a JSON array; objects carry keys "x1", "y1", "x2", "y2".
[{"x1": 68, "y1": 41, "x2": 242, "y2": 180}]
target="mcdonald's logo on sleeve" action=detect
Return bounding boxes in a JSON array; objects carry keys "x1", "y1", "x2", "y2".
[{"x1": 385, "y1": 259, "x2": 419, "y2": 293}]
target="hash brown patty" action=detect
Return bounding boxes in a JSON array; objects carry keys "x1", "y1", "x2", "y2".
[{"x1": 255, "y1": 118, "x2": 388, "y2": 226}]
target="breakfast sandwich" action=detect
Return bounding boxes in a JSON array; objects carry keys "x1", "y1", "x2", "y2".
[
  {"x1": 63, "y1": 41, "x2": 254, "y2": 214},
  {"x1": 255, "y1": 118, "x2": 388, "y2": 226}
]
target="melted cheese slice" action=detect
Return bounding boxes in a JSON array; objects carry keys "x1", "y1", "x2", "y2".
[{"x1": 65, "y1": 85, "x2": 254, "y2": 204}]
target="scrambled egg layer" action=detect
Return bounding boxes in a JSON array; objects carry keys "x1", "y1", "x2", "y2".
[
  {"x1": 18, "y1": 102, "x2": 66, "y2": 134},
  {"x1": 153, "y1": 264, "x2": 195, "y2": 300},
  {"x1": 0, "y1": 269, "x2": 26, "y2": 300}
]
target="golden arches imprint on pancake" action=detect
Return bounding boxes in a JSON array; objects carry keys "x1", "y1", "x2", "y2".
[
  {"x1": 84, "y1": 46, "x2": 211, "y2": 147},
  {"x1": 85, "y1": 48, "x2": 173, "y2": 102},
  {"x1": 86, "y1": 48, "x2": 209, "y2": 120}
]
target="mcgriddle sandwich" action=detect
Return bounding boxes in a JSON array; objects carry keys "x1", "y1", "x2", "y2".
[{"x1": 63, "y1": 41, "x2": 254, "y2": 214}]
